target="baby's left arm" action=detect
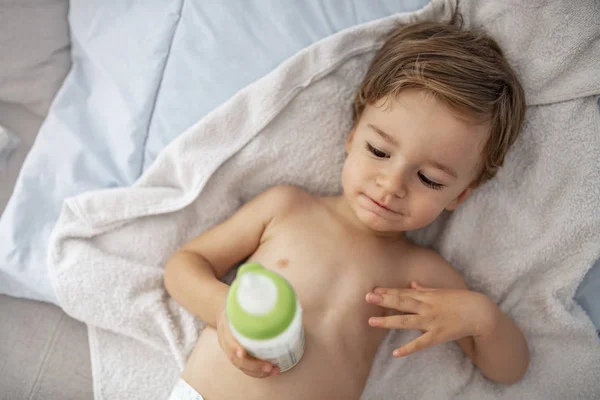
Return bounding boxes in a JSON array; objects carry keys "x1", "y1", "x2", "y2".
[{"x1": 365, "y1": 251, "x2": 529, "y2": 384}]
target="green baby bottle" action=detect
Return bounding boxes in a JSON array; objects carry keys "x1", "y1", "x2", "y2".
[{"x1": 226, "y1": 262, "x2": 305, "y2": 372}]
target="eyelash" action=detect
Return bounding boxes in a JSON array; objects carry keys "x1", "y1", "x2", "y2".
[
  {"x1": 418, "y1": 173, "x2": 444, "y2": 190},
  {"x1": 366, "y1": 143, "x2": 389, "y2": 158},
  {"x1": 365, "y1": 142, "x2": 444, "y2": 190}
]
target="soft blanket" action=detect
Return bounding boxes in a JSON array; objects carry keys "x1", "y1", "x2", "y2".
[{"x1": 49, "y1": 0, "x2": 600, "y2": 399}]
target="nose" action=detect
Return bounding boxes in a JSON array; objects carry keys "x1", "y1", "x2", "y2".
[{"x1": 376, "y1": 167, "x2": 407, "y2": 199}]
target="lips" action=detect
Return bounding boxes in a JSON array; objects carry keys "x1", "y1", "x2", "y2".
[
  {"x1": 363, "y1": 194, "x2": 400, "y2": 215},
  {"x1": 371, "y1": 199, "x2": 391, "y2": 211}
]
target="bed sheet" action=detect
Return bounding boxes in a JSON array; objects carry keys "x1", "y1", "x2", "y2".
[{"x1": 0, "y1": 0, "x2": 430, "y2": 304}]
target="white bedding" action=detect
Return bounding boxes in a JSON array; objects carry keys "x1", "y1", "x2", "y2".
[{"x1": 49, "y1": 0, "x2": 600, "y2": 399}]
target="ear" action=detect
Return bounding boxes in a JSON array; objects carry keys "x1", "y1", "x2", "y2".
[
  {"x1": 345, "y1": 127, "x2": 356, "y2": 153},
  {"x1": 445, "y1": 186, "x2": 474, "y2": 211}
]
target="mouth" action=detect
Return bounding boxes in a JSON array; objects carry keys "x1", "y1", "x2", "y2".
[
  {"x1": 372, "y1": 199, "x2": 391, "y2": 211},
  {"x1": 364, "y1": 195, "x2": 400, "y2": 215}
]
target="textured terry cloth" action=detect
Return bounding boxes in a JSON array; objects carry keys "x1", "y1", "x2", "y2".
[{"x1": 49, "y1": 0, "x2": 600, "y2": 399}]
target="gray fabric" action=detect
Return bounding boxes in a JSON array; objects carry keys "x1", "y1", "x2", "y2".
[
  {"x1": 0, "y1": 0, "x2": 71, "y2": 117},
  {"x1": 0, "y1": 0, "x2": 71, "y2": 214},
  {"x1": 0, "y1": 295, "x2": 92, "y2": 400},
  {"x1": 0, "y1": 103, "x2": 44, "y2": 214},
  {"x1": 0, "y1": 3, "x2": 82, "y2": 396}
]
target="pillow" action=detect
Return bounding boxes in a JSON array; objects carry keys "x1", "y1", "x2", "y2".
[
  {"x1": 0, "y1": 0, "x2": 431, "y2": 304},
  {"x1": 142, "y1": 0, "x2": 432, "y2": 169}
]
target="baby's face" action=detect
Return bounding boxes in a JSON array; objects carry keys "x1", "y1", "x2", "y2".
[{"x1": 342, "y1": 89, "x2": 489, "y2": 233}]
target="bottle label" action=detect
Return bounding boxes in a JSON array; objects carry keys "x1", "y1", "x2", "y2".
[{"x1": 247, "y1": 325, "x2": 306, "y2": 372}]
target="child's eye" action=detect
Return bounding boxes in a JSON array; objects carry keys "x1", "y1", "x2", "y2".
[
  {"x1": 418, "y1": 172, "x2": 444, "y2": 190},
  {"x1": 366, "y1": 143, "x2": 390, "y2": 159}
]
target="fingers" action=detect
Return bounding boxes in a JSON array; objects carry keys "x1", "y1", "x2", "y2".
[
  {"x1": 374, "y1": 283, "x2": 437, "y2": 295},
  {"x1": 372, "y1": 287, "x2": 423, "y2": 298},
  {"x1": 366, "y1": 292, "x2": 424, "y2": 314},
  {"x1": 217, "y1": 318, "x2": 279, "y2": 378},
  {"x1": 373, "y1": 287, "x2": 405, "y2": 296},
  {"x1": 368, "y1": 313, "x2": 424, "y2": 330},
  {"x1": 230, "y1": 347, "x2": 280, "y2": 378},
  {"x1": 393, "y1": 332, "x2": 435, "y2": 357},
  {"x1": 410, "y1": 281, "x2": 437, "y2": 291}
]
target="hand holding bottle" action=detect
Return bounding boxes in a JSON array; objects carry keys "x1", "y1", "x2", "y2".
[{"x1": 216, "y1": 306, "x2": 280, "y2": 378}]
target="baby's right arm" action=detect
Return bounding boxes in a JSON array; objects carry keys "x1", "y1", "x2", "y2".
[
  {"x1": 164, "y1": 185, "x2": 299, "y2": 378},
  {"x1": 164, "y1": 185, "x2": 297, "y2": 328}
]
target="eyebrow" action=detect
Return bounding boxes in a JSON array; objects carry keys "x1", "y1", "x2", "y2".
[
  {"x1": 368, "y1": 124, "x2": 399, "y2": 146},
  {"x1": 368, "y1": 124, "x2": 458, "y2": 179}
]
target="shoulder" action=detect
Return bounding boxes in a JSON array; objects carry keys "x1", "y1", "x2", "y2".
[
  {"x1": 253, "y1": 185, "x2": 316, "y2": 217},
  {"x1": 261, "y1": 184, "x2": 309, "y2": 200},
  {"x1": 258, "y1": 185, "x2": 313, "y2": 206},
  {"x1": 405, "y1": 245, "x2": 468, "y2": 290}
]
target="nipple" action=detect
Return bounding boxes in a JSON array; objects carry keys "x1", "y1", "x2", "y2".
[{"x1": 236, "y1": 272, "x2": 278, "y2": 315}]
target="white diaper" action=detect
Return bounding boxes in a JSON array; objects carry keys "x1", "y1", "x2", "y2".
[{"x1": 168, "y1": 379, "x2": 205, "y2": 400}]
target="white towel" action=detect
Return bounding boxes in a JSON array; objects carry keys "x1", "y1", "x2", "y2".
[{"x1": 48, "y1": 0, "x2": 600, "y2": 399}]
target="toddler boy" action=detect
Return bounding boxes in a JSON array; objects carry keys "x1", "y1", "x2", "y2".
[{"x1": 164, "y1": 19, "x2": 529, "y2": 400}]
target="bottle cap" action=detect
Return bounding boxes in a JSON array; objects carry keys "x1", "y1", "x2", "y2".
[{"x1": 226, "y1": 263, "x2": 297, "y2": 340}]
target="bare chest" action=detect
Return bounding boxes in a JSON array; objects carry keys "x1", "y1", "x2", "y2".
[{"x1": 247, "y1": 218, "x2": 411, "y2": 335}]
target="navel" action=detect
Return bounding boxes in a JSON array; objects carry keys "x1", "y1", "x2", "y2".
[{"x1": 276, "y1": 258, "x2": 290, "y2": 268}]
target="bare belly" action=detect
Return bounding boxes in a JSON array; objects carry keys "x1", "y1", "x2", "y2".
[{"x1": 182, "y1": 312, "x2": 385, "y2": 400}]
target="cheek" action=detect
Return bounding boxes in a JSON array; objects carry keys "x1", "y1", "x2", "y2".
[
  {"x1": 341, "y1": 161, "x2": 353, "y2": 193},
  {"x1": 409, "y1": 195, "x2": 447, "y2": 225},
  {"x1": 342, "y1": 155, "x2": 366, "y2": 191}
]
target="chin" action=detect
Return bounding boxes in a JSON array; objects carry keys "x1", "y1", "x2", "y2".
[{"x1": 356, "y1": 209, "x2": 405, "y2": 233}]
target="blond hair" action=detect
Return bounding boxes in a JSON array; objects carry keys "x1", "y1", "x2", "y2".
[{"x1": 353, "y1": 19, "x2": 525, "y2": 186}]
